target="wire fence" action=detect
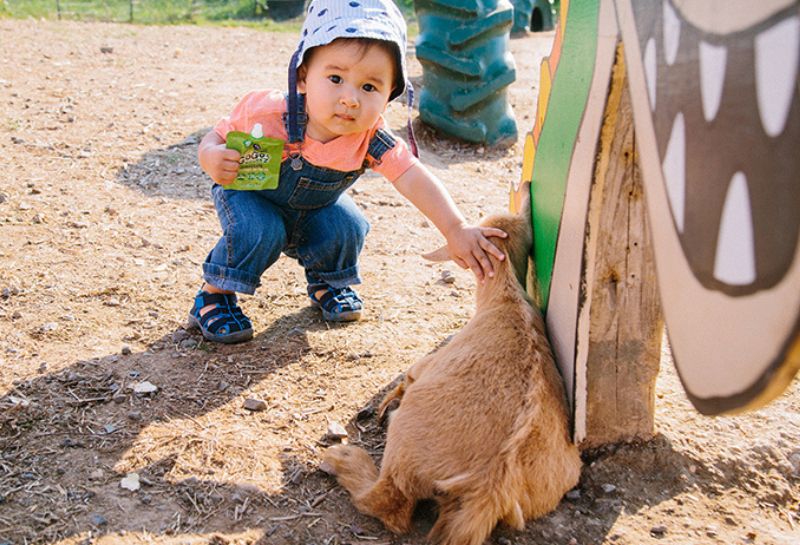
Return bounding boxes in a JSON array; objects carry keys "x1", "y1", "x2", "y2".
[{"x1": 0, "y1": 0, "x2": 310, "y2": 23}]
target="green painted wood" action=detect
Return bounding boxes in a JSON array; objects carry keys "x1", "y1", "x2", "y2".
[{"x1": 531, "y1": 1, "x2": 599, "y2": 308}]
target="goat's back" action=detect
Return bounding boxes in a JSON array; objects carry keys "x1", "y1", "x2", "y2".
[{"x1": 383, "y1": 283, "x2": 575, "y2": 500}]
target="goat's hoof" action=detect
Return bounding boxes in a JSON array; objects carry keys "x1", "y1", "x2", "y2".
[
  {"x1": 378, "y1": 398, "x2": 401, "y2": 424},
  {"x1": 319, "y1": 460, "x2": 337, "y2": 476}
]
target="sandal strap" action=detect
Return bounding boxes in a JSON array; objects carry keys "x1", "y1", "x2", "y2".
[
  {"x1": 311, "y1": 285, "x2": 362, "y2": 313},
  {"x1": 195, "y1": 291, "x2": 238, "y2": 308},
  {"x1": 192, "y1": 291, "x2": 251, "y2": 334}
]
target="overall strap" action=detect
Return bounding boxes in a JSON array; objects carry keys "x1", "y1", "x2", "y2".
[{"x1": 366, "y1": 128, "x2": 397, "y2": 164}]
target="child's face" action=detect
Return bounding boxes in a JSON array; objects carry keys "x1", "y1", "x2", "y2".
[{"x1": 298, "y1": 40, "x2": 395, "y2": 143}]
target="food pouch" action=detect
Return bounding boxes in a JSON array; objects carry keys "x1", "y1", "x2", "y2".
[{"x1": 225, "y1": 123, "x2": 283, "y2": 190}]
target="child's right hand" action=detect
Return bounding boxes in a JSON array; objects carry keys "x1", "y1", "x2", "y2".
[{"x1": 198, "y1": 132, "x2": 241, "y2": 185}]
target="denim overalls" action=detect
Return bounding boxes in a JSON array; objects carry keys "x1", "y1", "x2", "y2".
[{"x1": 202, "y1": 95, "x2": 398, "y2": 295}]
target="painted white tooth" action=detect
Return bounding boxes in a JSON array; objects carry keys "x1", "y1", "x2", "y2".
[
  {"x1": 644, "y1": 37, "x2": 657, "y2": 110},
  {"x1": 699, "y1": 40, "x2": 727, "y2": 122},
  {"x1": 662, "y1": 112, "x2": 686, "y2": 232},
  {"x1": 663, "y1": 0, "x2": 681, "y2": 66},
  {"x1": 755, "y1": 15, "x2": 799, "y2": 137},
  {"x1": 714, "y1": 172, "x2": 756, "y2": 286}
]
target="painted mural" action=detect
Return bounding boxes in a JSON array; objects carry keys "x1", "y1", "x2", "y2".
[{"x1": 512, "y1": 0, "x2": 799, "y2": 419}]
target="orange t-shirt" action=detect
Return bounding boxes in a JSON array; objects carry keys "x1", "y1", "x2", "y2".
[{"x1": 213, "y1": 89, "x2": 418, "y2": 182}]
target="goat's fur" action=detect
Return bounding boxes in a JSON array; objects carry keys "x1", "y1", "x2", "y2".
[{"x1": 323, "y1": 205, "x2": 582, "y2": 545}]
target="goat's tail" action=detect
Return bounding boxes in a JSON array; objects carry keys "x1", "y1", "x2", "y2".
[
  {"x1": 322, "y1": 445, "x2": 415, "y2": 534},
  {"x1": 429, "y1": 378, "x2": 575, "y2": 545},
  {"x1": 428, "y1": 403, "x2": 539, "y2": 545},
  {"x1": 428, "y1": 458, "x2": 525, "y2": 545}
]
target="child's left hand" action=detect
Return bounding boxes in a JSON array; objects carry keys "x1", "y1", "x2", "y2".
[{"x1": 445, "y1": 223, "x2": 507, "y2": 282}]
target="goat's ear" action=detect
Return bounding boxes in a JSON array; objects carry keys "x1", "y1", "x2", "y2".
[{"x1": 422, "y1": 245, "x2": 450, "y2": 262}]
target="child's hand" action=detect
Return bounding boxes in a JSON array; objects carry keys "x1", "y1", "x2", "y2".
[
  {"x1": 445, "y1": 223, "x2": 507, "y2": 282},
  {"x1": 198, "y1": 134, "x2": 241, "y2": 185}
]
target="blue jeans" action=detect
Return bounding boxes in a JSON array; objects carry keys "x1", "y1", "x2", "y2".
[{"x1": 203, "y1": 156, "x2": 371, "y2": 295}]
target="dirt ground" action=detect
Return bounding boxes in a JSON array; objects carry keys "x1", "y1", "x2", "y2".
[{"x1": 1, "y1": 19, "x2": 798, "y2": 545}]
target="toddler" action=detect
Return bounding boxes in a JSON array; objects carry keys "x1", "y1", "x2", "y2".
[{"x1": 189, "y1": 0, "x2": 507, "y2": 343}]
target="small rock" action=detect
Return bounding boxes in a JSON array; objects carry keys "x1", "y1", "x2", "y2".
[
  {"x1": 132, "y1": 381, "x2": 158, "y2": 394},
  {"x1": 89, "y1": 513, "x2": 108, "y2": 526},
  {"x1": 100, "y1": 46, "x2": 114, "y2": 54},
  {"x1": 18, "y1": 202, "x2": 32, "y2": 210},
  {"x1": 121, "y1": 345, "x2": 131, "y2": 355},
  {"x1": 103, "y1": 423, "x2": 116, "y2": 434},
  {"x1": 319, "y1": 460, "x2": 336, "y2": 475},
  {"x1": 32, "y1": 213, "x2": 44, "y2": 223},
  {"x1": 441, "y1": 270, "x2": 456, "y2": 284},
  {"x1": 705, "y1": 525, "x2": 718, "y2": 537},
  {"x1": 497, "y1": 538, "x2": 512, "y2": 545},
  {"x1": 11, "y1": 311, "x2": 22, "y2": 320},
  {"x1": 120, "y1": 472, "x2": 140, "y2": 491},
  {"x1": 40, "y1": 322, "x2": 59, "y2": 333},
  {"x1": 788, "y1": 450, "x2": 800, "y2": 475},
  {"x1": 140, "y1": 493, "x2": 152, "y2": 505},
  {"x1": 243, "y1": 398, "x2": 268, "y2": 412},
  {"x1": 89, "y1": 469, "x2": 104, "y2": 480},
  {"x1": 601, "y1": 483, "x2": 617, "y2": 494},
  {"x1": 112, "y1": 394, "x2": 126, "y2": 404},
  {"x1": 127, "y1": 410, "x2": 142, "y2": 421},
  {"x1": 650, "y1": 525, "x2": 667, "y2": 537},
  {"x1": 179, "y1": 337, "x2": 198, "y2": 350},
  {"x1": 326, "y1": 420, "x2": 348, "y2": 441},
  {"x1": 171, "y1": 329, "x2": 191, "y2": 343},
  {"x1": 566, "y1": 489, "x2": 581, "y2": 500}
]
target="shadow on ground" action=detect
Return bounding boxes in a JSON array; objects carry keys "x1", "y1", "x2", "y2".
[{"x1": 0, "y1": 309, "x2": 769, "y2": 545}]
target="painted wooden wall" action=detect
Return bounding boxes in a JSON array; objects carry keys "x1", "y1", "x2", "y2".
[{"x1": 511, "y1": 0, "x2": 799, "y2": 444}]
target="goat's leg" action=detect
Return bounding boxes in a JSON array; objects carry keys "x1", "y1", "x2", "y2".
[
  {"x1": 378, "y1": 354, "x2": 438, "y2": 421},
  {"x1": 323, "y1": 445, "x2": 414, "y2": 533},
  {"x1": 378, "y1": 381, "x2": 406, "y2": 421}
]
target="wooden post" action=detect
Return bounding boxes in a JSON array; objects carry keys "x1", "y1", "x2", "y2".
[{"x1": 578, "y1": 42, "x2": 663, "y2": 448}]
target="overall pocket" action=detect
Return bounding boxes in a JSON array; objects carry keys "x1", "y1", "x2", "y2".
[{"x1": 287, "y1": 175, "x2": 356, "y2": 210}]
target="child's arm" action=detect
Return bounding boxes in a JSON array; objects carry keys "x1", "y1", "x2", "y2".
[
  {"x1": 198, "y1": 131, "x2": 241, "y2": 186},
  {"x1": 391, "y1": 163, "x2": 507, "y2": 281}
]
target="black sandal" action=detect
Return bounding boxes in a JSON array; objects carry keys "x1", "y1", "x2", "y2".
[
  {"x1": 188, "y1": 290, "x2": 253, "y2": 344},
  {"x1": 308, "y1": 284, "x2": 363, "y2": 322}
]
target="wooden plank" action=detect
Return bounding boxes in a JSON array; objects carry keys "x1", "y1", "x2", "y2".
[{"x1": 580, "y1": 43, "x2": 663, "y2": 448}]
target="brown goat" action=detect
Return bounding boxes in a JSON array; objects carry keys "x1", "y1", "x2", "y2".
[{"x1": 322, "y1": 205, "x2": 582, "y2": 545}]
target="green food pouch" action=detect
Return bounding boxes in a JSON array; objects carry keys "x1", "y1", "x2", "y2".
[{"x1": 225, "y1": 123, "x2": 284, "y2": 191}]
